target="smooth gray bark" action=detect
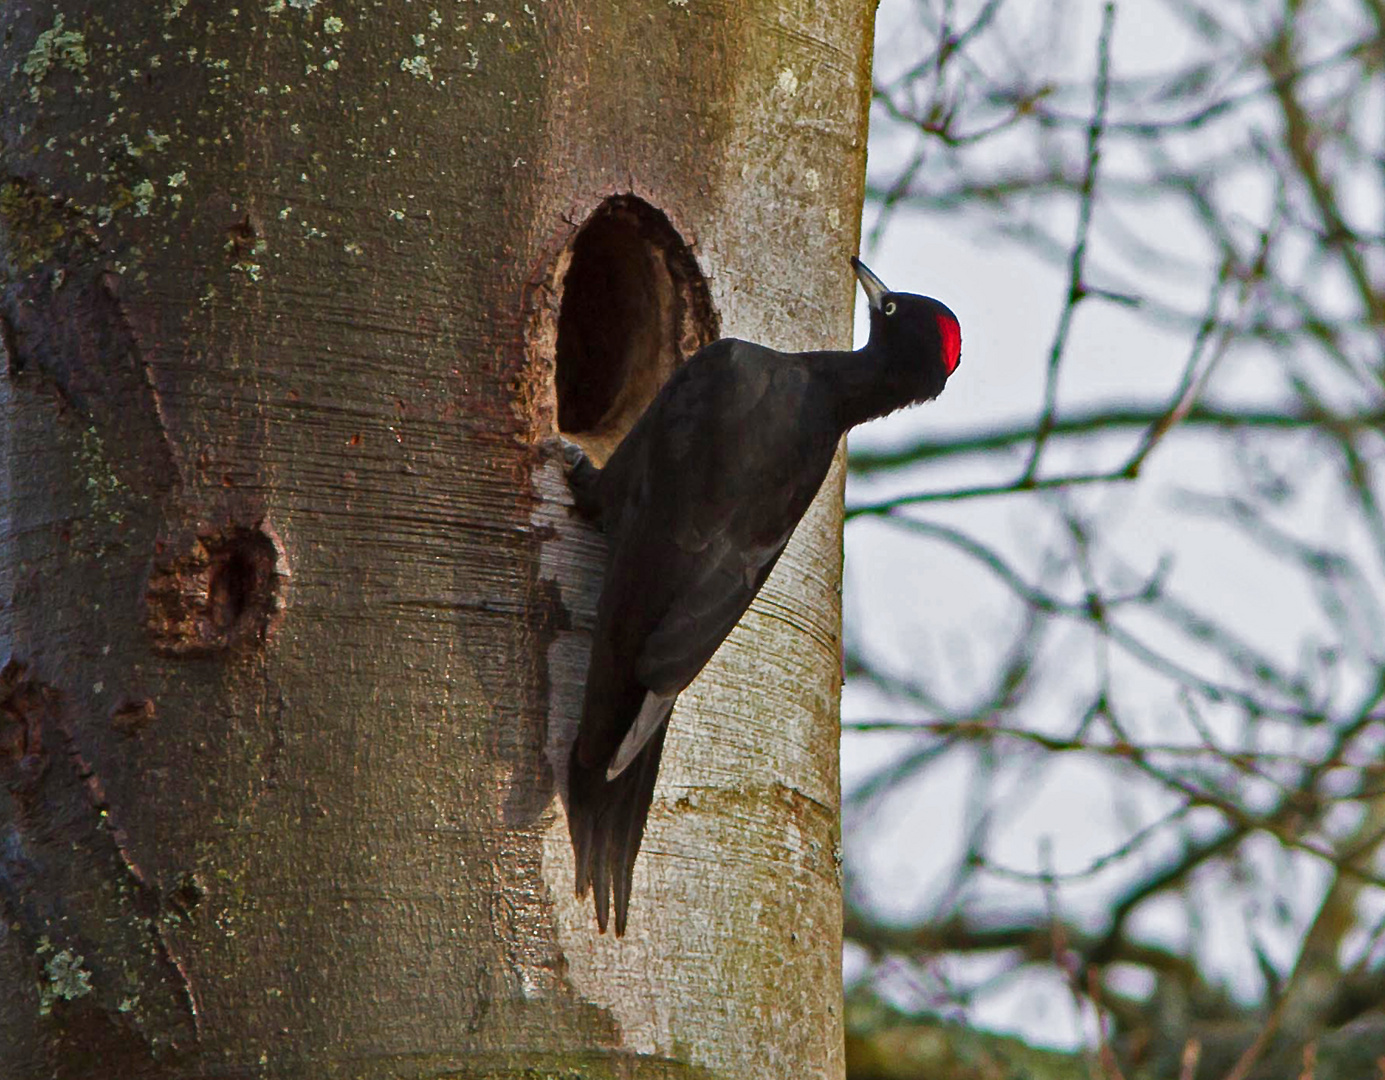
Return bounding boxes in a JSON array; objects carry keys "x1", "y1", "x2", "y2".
[{"x1": 0, "y1": 1, "x2": 873, "y2": 1075}]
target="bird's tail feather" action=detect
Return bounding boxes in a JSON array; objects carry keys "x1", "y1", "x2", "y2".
[{"x1": 569, "y1": 722, "x2": 670, "y2": 936}]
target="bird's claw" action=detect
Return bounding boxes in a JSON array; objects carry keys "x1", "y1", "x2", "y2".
[
  {"x1": 540, "y1": 434, "x2": 588, "y2": 472},
  {"x1": 541, "y1": 435, "x2": 602, "y2": 520}
]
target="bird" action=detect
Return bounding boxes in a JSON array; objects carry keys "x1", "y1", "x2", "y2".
[{"x1": 558, "y1": 256, "x2": 961, "y2": 934}]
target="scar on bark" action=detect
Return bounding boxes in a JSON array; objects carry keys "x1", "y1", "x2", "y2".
[
  {"x1": 110, "y1": 697, "x2": 156, "y2": 736},
  {"x1": 0, "y1": 658, "x2": 201, "y2": 1053},
  {"x1": 144, "y1": 518, "x2": 289, "y2": 657},
  {"x1": 0, "y1": 655, "x2": 50, "y2": 774}
]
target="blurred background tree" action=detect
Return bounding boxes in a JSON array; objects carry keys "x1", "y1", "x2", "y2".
[{"x1": 841, "y1": 1, "x2": 1385, "y2": 1077}]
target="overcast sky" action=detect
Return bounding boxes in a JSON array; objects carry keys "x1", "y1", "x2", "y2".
[{"x1": 840, "y1": 0, "x2": 1385, "y2": 1046}]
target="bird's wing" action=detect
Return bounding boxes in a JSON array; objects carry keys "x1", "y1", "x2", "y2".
[
  {"x1": 597, "y1": 530, "x2": 791, "y2": 782},
  {"x1": 605, "y1": 688, "x2": 677, "y2": 780},
  {"x1": 610, "y1": 359, "x2": 829, "y2": 767},
  {"x1": 628, "y1": 343, "x2": 826, "y2": 698},
  {"x1": 634, "y1": 529, "x2": 793, "y2": 696},
  {"x1": 568, "y1": 340, "x2": 833, "y2": 933},
  {"x1": 571, "y1": 340, "x2": 780, "y2": 769}
]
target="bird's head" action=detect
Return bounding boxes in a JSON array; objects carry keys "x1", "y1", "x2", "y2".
[{"x1": 852, "y1": 257, "x2": 961, "y2": 399}]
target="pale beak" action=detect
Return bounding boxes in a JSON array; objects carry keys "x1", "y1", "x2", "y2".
[{"x1": 850, "y1": 256, "x2": 889, "y2": 311}]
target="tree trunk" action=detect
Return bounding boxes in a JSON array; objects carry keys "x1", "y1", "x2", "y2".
[{"x1": 0, "y1": 1, "x2": 873, "y2": 1075}]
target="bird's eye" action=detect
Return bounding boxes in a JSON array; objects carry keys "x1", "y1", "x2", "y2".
[{"x1": 884, "y1": 301, "x2": 897, "y2": 316}]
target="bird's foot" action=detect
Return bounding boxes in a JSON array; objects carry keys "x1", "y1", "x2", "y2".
[
  {"x1": 539, "y1": 434, "x2": 583, "y2": 468},
  {"x1": 541, "y1": 435, "x2": 602, "y2": 520}
]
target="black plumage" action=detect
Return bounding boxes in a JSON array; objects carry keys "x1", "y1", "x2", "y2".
[{"x1": 561, "y1": 257, "x2": 961, "y2": 934}]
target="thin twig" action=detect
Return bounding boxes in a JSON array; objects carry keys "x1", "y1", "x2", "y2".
[
  {"x1": 846, "y1": 403, "x2": 1379, "y2": 476},
  {"x1": 1180, "y1": 1039, "x2": 1202, "y2": 1080},
  {"x1": 1020, "y1": 1, "x2": 1117, "y2": 483},
  {"x1": 1221, "y1": 992, "x2": 1291, "y2": 1080}
]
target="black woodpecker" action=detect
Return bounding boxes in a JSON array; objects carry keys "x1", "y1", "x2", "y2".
[{"x1": 560, "y1": 257, "x2": 961, "y2": 934}]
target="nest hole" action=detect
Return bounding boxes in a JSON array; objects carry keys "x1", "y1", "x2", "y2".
[
  {"x1": 208, "y1": 544, "x2": 257, "y2": 633},
  {"x1": 145, "y1": 521, "x2": 287, "y2": 657},
  {"x1": 550, "y1": 196, "x2": 717, "y2": 463}
]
